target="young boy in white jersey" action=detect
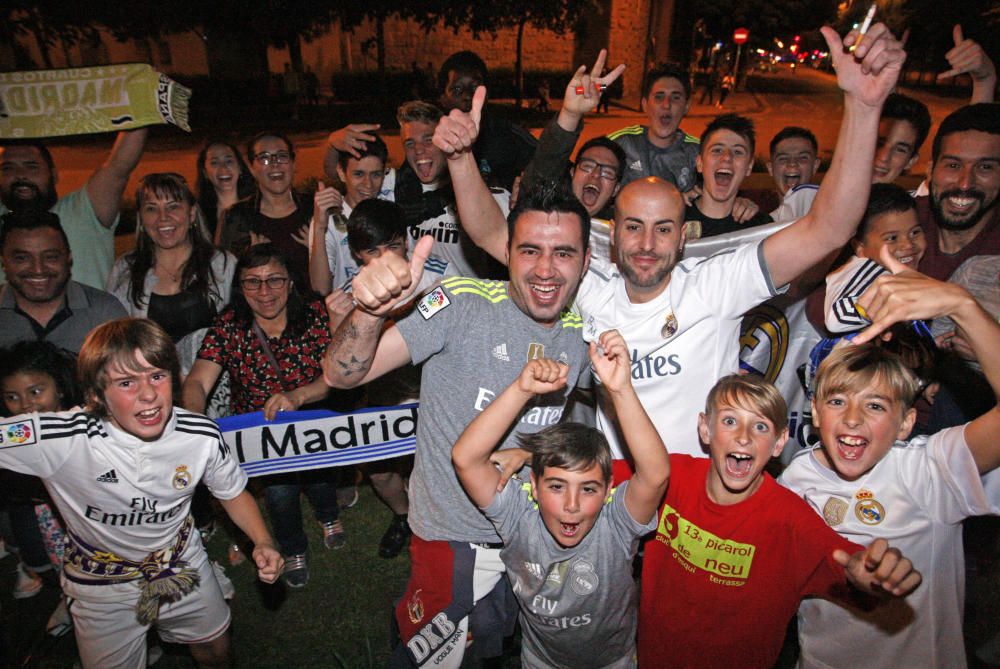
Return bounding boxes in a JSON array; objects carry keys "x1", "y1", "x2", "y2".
[
  {"x1": 452, "y1": 329, "x2": 669, "y2": 669},
  {"x1": 639, "y1": 373, "x2": 922, "y2": 668},
  {"x1": 780, "y1": 264, "x2": 1000, "y2": 668},
  {"x1": 822, "y1": 182, "x2": 926, "y2": 333},
  {"x1": 0, "y1": 318, "x2": 283, "y2": 669},
  {"x1": 309, "y1": 134, "x2": 392, "y2": 295}
]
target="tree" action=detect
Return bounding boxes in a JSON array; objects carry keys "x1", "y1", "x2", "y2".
[
  {"x1": 2, "y1": 3, "x2": 89, "y2": 69},
  {"x1": 434, "y1": 0, "x2": 594, "y2": 106}
]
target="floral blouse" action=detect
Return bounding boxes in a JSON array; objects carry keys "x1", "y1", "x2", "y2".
[{"x1": 197, "y1": 299, "x2": 330, "y2": 415}]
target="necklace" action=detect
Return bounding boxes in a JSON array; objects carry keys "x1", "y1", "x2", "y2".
[{"x1": 157, "y1": 258, "x2": 188, "y2": 284}]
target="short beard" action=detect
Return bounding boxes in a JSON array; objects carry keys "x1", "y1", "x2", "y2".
[
  {"x1": 619, "y1": 255, "x2": 674, "y2": 290},
  {"x1": 1, "y1": 180, "x2": 58, "y2": 212},
  {"x1": 932, "y1": 188, "x2": 997, "y2": 231}
]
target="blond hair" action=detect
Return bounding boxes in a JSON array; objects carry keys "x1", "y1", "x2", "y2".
[
  {"x1": 814, "y1": 343, "x2": 920, "y2": 410},
  {"x1": 705, "y1": 374, "x2": 788, "y2": 432},
  {"x1": 397, "y1": 100, "x2": 444, "y2": 127}
]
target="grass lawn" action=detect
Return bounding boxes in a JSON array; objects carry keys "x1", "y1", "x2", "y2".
[{"x1": 0, "y1": 484, "x2": 412, "y2": 668}]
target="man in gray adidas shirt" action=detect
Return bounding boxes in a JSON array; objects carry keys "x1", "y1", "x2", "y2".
[{"x1": 324, "y1": 182, "x2": 593, "y2": 668}]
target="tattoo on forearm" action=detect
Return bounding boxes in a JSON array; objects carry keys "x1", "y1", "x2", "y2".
[
  {"x1": 336, "y1": 355, "x2": 372, "y2": 377},
  {"x1": 326, "y1": 316, "x2": 378, "y2": 378}
]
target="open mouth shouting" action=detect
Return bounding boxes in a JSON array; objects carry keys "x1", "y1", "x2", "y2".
[
  {"x1": 836, "y1": 434, "x2": 867, "y2": 461},
  {"x1": 414, "y1": 159, "x2": 437, "y2": 182},
  {"x1": 725, "y1": 452, "x2": 754, "y2": 478},
  {"x1": 136, "y1": 407, "x2": 164, "y2": 427},
  {"x1": 714, "y1": 168, "x2": 735, "y2": 190},
  {"x1": 580, "y1": 183, "x2": 602, "y2": 209},
  {"x1": 782, "y1": 171, "x2": 802, "y2": 190}
]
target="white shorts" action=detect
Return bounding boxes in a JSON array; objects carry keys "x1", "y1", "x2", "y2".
[{"x1": 66, "y1": 551, "x2": 231, "y2": 669}]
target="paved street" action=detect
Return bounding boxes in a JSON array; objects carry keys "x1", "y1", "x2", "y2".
[{"x1": 47, "y1": 65, "x2": 968, "y2": 200}]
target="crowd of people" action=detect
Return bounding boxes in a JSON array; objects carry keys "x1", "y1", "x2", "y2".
[{"x1": 0, "y1": 17, "x2": 997, "y2": 669}]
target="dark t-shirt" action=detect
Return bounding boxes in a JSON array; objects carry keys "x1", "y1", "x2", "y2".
[
  {"x1": 684, "y1": 202, "x2": 773, "y2": 239},
  {"x1": 473, "y1": 112, "x2": 537, "y2": 191},
  {"x1": 148, "y1": 291, "x2": 217, "y2": 342},
  {"x1": 916, "y1": 196, "x2": 1000, "y2": 280}
]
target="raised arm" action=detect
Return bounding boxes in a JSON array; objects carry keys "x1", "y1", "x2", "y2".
[
  {"x1": 321, "y1": 236, "x2": 432, "y2": 388},
  {"x1": 765, "y1": 24, "x2": 906, "y2": 288},
  {"x1": 308, "y1": 181, "x2": 343, "y2": 295},
  {"x1": 85, "y1": 128, "x2": 148, "y2": 228},
  {"x1": 433, "y1": 87, "x2": 510, "y2": 264},
  {"x1": 521, "y1": 51, "x2": 626, "y2": 190},
  {"x1": 591, "y1": 330, "x2": 669, "y2": 524},
  {"x1": 853, "y1": 251, "x2": 1000, "y2": 474},
  {"x1": 452, "y1": 358, "x2": 569, "y2": 509},
  {"x1": 939, "y1": 25, "x2": 996, "y2": 104},
  {"x1": 322, "y1": 123, "x2": 380, "y2": 182}
]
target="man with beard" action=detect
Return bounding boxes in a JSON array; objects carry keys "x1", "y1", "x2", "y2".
[
  {"x1": 322, "y1": 182, "x2": 593, "y2": 667},
  {"x1": 0, "y1": 210, "x2": 126, "y2": 353},
  {"x1": 0, "y1": 130, "x2": 147, "y2": 290},
  {"x1": 917, "y1": 103, "x2": 1000, "y2": 281},
  {"x1": 435, "y1": 23, "x2": 906, "y2": 461}
]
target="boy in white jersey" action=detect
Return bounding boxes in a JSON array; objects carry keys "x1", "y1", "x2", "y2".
[
  {"x1": 780, "y1": 265, "x2": 1000, "y2": 668},
  {"x1": 452, "y1": 329, "x2": 668, "y2": 669},
  {"x1": 0, "y1": 319, "x2": 282, "y2": 669}
]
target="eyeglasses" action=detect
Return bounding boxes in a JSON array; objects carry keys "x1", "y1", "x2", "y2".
[
  {"x1": 241, "y1": 276, "x2": 289, "y2": 291},
  {"x1": 253, "y1": 152, "x2": 293, "y2": 166},
  {"x1": 576, "y1": 159, "x2": 619, "y2": 181}
]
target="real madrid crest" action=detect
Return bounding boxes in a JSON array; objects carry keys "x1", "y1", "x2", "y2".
[
  {"x1": 172, "y1": 465, "x2": 192, "y2": 490},
  {"x1": 853, "y1": 489, "x2": 885, "y2": 525},
  {"x1": 661, "y1": 311, "x2": 679, "y2": 339},
  {"x1": 822, "y1": 497, "x2": 848, "y2": 526},
  {"x1": 407, "y1": 588, "x2": 425, "y2": 624}
]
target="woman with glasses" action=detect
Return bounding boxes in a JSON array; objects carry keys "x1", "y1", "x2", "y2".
[
  {"x1": 196, "y1": 139, "x2": 256, "y2": 239},
  {"x1": 216, "y1": 132, "x2": 311, "y2": 288},
  {"x1": 182, "y1": 244, "x2": 344, "y2": 588}
]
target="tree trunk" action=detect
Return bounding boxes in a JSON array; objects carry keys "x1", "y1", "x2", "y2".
[
  {"x1": 288, "y1": 37, "x2": 304, "y2": 73},
  {"x1": 376, "y1": 15, "x2": 386, "y2": 77},
  {"x1": 28, "y1": 11, "x2": 54, "y2": 69},
  {"x1": 515, "y1": 18, "x2": 526, "y2": 108}
]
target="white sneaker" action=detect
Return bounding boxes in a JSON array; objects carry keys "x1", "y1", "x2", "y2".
[
  {"x1": 47, "y1": 596, "x2": 73, "y2": 637},
  {"x1": 13, "y1": 563, "x2": 43, "y2": 599},
  {"x1": 212, "y1": 561, "x2": 235, "y2": 600}
]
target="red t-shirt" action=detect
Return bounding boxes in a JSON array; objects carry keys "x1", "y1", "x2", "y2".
[
  {"x1": 917, "y1": 196, "x2": 1000, "y2": 281},
  {"x1": 638, "y1": 455, "x2": 861, "y2": 669}
]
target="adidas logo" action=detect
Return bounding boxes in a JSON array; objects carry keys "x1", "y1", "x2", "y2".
[
  {"x1": 629, "y1": 159, "x2": 642, "y2": 171},
  {"x1": 492, "y1": 343, "x2": 510, "y2": 362},
  {"x1": 96, "y1": 469, "x2": 119, "y2": 483}
]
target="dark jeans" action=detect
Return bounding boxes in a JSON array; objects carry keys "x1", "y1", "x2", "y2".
[{"x1": 263, "y1": 469, "x2": 340, "y2": 556}]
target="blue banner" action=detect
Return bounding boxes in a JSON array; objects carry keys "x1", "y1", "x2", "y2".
[{"x1": 216, "y1": 404, "x2": 418, "y2": 477}]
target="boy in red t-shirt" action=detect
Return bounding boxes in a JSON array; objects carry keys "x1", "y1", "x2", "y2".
[{"x1": 638, "y1": 374, "x2": 921, "y2": 668}]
